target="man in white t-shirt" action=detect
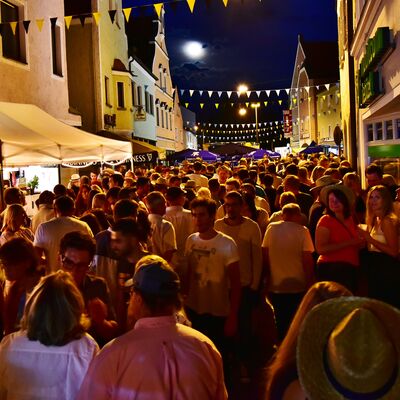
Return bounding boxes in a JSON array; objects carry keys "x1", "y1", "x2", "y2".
[
  {"x1": 34, "y1": 196, "x2": 93, "y2": 274},
  {"x1": 145, "y1": 191, "x2": 177, "y2": 263},
  {"x1": 185, "y1": 197, "x2": 241, "y2": 388},
  {"x1": 214, "y1": 191, "x2": 262, "y2": 371},
  {"x1": 262, "y1": 203, "x2": 314, "y2": 339},
  {"x1": 188, "y1": 161, "x2": 209, "y2": 189},
  {"x1": 164, "y1": 187, "x2": 195, "y2": 282}
]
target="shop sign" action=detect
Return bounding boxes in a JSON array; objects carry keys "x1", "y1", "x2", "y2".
[
  {"x1": 283, "y1": 110, "x2": 292, "y2": 138},
  {"x1": 359, "y1": 27, "x2": 392, "y2": 108},
  {"x1": 359, "y1": 27, "x2": 390, "y2": 79},
  {"x1": 132, "y1": 151, "x2": 157, "y2": 163},
  {"x1": 360, "y1": 71, "x2": 382, "y2": 107}
]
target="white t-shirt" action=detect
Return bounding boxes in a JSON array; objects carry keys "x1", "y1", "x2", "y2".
[
  {"x1": 188, "y1": 173, "x2": 209, "y2": 189},
  {"x1": 34, "y1": 216, "x2": 93, "y2": 273},
  {"x1": 164, "y1": 206, "x2": 195, "y2": 270},
  {"x1": 185, "y1": 232, "x2": 239, "y2": 316},
  {"x1": 0, "y1": 330, "x2": 98, "y2": 400},
  {"x1": 214, "y1": 217, "x2": 262, "y2": 290},
  {"x1": 262, "y1": 220, "x2": 314, "y2": 293},
  {"x1": 148, "y1": 214, "x2": 177, "y2": 258}
]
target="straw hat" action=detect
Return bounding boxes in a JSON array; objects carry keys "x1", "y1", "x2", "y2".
[
  {"x1": 310, "y1": 175, "x2": 340, "y2": 193},
  {"x1": 184, "y1": 180, "x2": 196, "y2": 190},
  {"x1": 297, "y1": 297, "x2": 400, "y2": 400},
  {"x1": 320, "y1": 183, "x2": 355, "y2": 207},
  {"x1": 70, "y1": 173, "x2": 80, "y2": 182}
]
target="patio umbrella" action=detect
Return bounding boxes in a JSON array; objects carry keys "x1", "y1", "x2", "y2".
[{"x1": 244, "y1": 149, "x2": 281, "y2": 160}]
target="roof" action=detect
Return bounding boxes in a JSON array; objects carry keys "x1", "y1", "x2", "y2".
[
  {"x1": 300, "y1": 38, "x2": 339, "y2": 82},
  {"x1": 125, "y1": 16, "x2": 158, "y2": 72},
  {"x1": 112, "y1": 58, "x2": 129, "y2": 73}
]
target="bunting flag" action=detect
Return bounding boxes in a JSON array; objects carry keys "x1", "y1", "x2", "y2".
[
  {"x1": 264, "y1": 101, "x2": 268, "y2": 106},
  {"x1": 79, "y1": 15, "x2": 86, "y2": 27},
  {"x1": 93, "y1": 12, "x2": 101, "y2": 26},
  {"x1": 187, "y1": 0, "x2": 196, "y2": 13},
  {"x1": 64, "y1": 16, "x2": 73, "y2": 29},
  {"x1": 23, "y1": 20, "x2": 30, "y2": 33},
  {"x1": 199, "y1": 90, "x2": 203, "y2": 96},
  {"x1": 278, "y1": 100, "x2": 283, "y2": 105},
  {"x1": 223, "y1": 0, "x2": 229, "y2": 6},
  {"x1": 215, "y1": 103, "x2": 219, "y2": 109},
  {"x1": 245, "y1": 102, "x2": 250, "y2": 107},
  {"x1": 208, "y1": 91, "x2": 213, "y2": 97},
  {"x1": 217, "y1": 91, "x2": 222, "y2": 97},
  {"x1": 227, "y1": 91, "x2": 232, "y2": 98},
  {"x1": 293, "y1": 98, "x2": 297, "y2": 104},
  {"x1": 256, "y1": 91, "x2": 261, "y2": 97},
  {"x1": 189, "y1": 90, "x2": 194, "y2": 96},
  {"x1": 108, "y1": 10, "x2": 117, "y2": 23},
  {"x1": 325, "y1": 84, "x2": 330, "y2": 91},
  {"x1": 200, "y1": 103, "x2": 204, "y2": 109},
  {"x1": 246, "y1": 91, "x2": 251, "y2": 98},
  {"x1": 36, "y1": 19, "x2": 45, "y2": 32},
  {"x1": 185, "y1": 103, "x2": 189, "y2": 108},
  {"x1": 10, "y1": 21, "x2": 17, "y2": 35},
  {"x1": 123, "y1": 8, "x2": 132, "y2": 22},
  {"x1": 231, "y1": 103, "x2": 234, "y2": 107},
  {"x1": 154, "y1": 4, "x2": 163, "y2": 18}
]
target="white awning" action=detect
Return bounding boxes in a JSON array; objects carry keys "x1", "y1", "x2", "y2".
[{"x1": 0, "y1": 102, "x2": 133, "y2": 167}]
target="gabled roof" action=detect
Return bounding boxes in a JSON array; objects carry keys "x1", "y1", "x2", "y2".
[
  {"x1": 299, "y1": 37, "x2": 339, "y2": 82},
  {"x1": 125, "y1": 16, "x2": 158, "y2": 72}
]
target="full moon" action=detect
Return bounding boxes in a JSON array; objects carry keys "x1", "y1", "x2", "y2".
[{"x1": 183, "y1": 41, "x2": 205, "y2": 59}]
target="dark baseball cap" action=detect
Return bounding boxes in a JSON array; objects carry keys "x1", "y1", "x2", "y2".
[{"x1": 125, "y1": 262, "x2": 180, "y2": 296}]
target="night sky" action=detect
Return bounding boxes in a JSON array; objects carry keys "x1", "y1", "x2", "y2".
[{"x1": 123, "y1": 0, "x2": 338, "y2": 146}]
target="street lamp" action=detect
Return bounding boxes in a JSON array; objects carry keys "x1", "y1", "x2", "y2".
[
  {"x1": 238, "y1": 108, "x2": 247, "y2": 116},
  {"x1": 237, "y1": 84, "x2": 248, "y2": 95},
  {"x1": 251, "y1": 103, "x2": 261, "y2": 144}
]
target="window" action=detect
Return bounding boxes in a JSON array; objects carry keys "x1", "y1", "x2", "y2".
[
  {"x1": 386, "y1": 120, "x2": 393, "y2": 140},
  {"x1": 156, "y1": 106, "x2": 160, "y2": 126},
  {"x1": 161, "y1": 109, "x2": 164, "y2": 128},
  {"x1": 376, "y1": 122, "x2": 383, "y2": 140},
  {"x1": 51, "y1": 21, "x2": 62, "y2": 76},
  {"x1": 137, "y1": 86, "x2": 142, "y2": 106},
  {"x1": 367, "y1": 124, "x2": 374, "y2": 142},
  {"x1": 169, "y1": 114, "x2": 172, "y2": 131},
  {"x1": 149, "y1": 95, "x2": 154, "y2": 115},
  {"x1": 131, "y1": 82, "x2": 136, "y2": 105},
  {"x1": 145, "y1": 92, "x2": 150, "y2": 113},
  {"x1": 105, "y1": 76, "x2": 111, "y2": 106},
  {"x1": 117, "y1": 82, "x2": 125, "y2": 108},
  {"x1": 397, "y1": 119, "x2": 400, "y2": 139},
  {"x1": 1, "y1": 1, "x2": 25, "y2": 62}
]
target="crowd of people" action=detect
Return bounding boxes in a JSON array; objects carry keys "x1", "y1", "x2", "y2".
[{"x1": 0, "y1": 153, "x2": 399, "y2": 399}]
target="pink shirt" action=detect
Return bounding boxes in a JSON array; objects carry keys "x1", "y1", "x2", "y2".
[{"x1": 77, "y1": 316, "x2": 227, "y2": 400}]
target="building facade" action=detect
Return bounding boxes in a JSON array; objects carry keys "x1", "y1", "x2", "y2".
[
  {"x1": 173, "y1": 88, "x2": 185, "y2": 152},
  {"x1": 129, "y1": 55, "x2": 157, "y2": 144},
  {"x1": 181, "y1": 106, "x2": 198, "y2": 150},
  {"x1": 348, "y1": 0, "x2": 400, "y2": 183},
  {"x1": 65, "y1": 0, "x2": 134, "y2": 139},
  {"x1": 0, "y1": 0, "x2": 80, "y2": 126},
  {"x1": 290, "y1": 36, "x2": 340, "y2": 149}
]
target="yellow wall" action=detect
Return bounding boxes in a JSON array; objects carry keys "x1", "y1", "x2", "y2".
[{"x1": 316, "y1": 86, "x2": 342, "y2": 142}]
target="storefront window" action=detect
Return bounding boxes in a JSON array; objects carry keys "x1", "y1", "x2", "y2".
[
  {"x1": 385, "y1": 120, "x2": 393, "y2": 140},
  {"x1": 367, "y1": 124, "x2": 374, "y2": 142},
  {"x1": 376, "y1": 122, "x2": 383, "y2": 140},
  {"x1": 396, "y1": 119, "x2": 400, "y2": 139}
]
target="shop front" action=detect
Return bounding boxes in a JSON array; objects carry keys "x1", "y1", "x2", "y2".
[{"x1": 351, "y1": 2, "x2": 400, "y2": 185}]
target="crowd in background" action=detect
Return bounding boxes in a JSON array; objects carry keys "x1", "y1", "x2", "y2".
[{"x1": 0, "y1": 152, "x2": 399, "y2": 399}]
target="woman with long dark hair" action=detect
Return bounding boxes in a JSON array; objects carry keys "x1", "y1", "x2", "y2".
[{"x1": 315, "y1": 185, "x2": 364, "y2": 292}]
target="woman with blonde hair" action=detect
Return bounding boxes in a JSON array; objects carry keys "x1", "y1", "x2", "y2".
[
  {"x1": 0, "y1": 204, "x2": 33, "y2": 246},
  {"x1": 358, "y1": 185, "x2": 400, "y2": 308},
  {"x1": 266, "y1": 281, "x2": 351, "y2": 399},
  {"x1": 0, "y1": 271, "x2": 98, "y2": 399}
]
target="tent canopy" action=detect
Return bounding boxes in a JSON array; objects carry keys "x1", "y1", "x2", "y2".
[
  {"x1": 244, "y1": 148, "x2": 281, "y2": 159},
  {"x1": 210, "y1": 143, "x2": 257, "y2": 156},
  {"x1": 0, "y1": 102, "x2": 133, "y2": 167},
  {"x1": 171, "y1": 149, "x2": 219, "y2": 162}
]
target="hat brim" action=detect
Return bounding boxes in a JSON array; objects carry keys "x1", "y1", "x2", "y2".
[
  {"x1": 297, "y1": 297, "x2": 400, "y2": 400},
  {"x1": 310, "y1": 179, "x2": 340, "y2": 193},
  {"x1": 320, "y1": 184, "x2": 355, "y2": 207}
]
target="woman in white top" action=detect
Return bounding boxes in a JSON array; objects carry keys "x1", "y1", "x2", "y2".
[
  {"x1": 0, "y1": 271, "x2": 98, "y2": 400},
  {"x1": 358, "y1": 185, "x2": 400, "y2": 308}
]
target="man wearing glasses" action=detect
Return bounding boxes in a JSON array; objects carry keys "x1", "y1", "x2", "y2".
[{"x1": 60, "y1": 231, "x2": 118, "y2": 346}]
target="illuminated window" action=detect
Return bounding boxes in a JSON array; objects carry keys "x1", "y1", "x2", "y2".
[{"x1": 117, "y1": 82, "x2": 125, "y2": 108}]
